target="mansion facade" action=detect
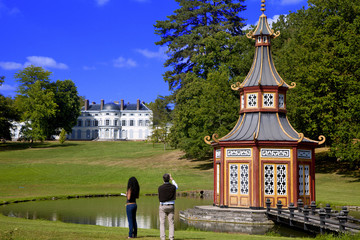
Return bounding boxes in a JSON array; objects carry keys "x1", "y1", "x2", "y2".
[{"x1": 69, "y1": 99, "x2": 152, "y2": 141}]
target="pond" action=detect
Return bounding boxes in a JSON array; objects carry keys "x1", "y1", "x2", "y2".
[{"x1": 0, "y1": 196, "x2": 313, "y2": 237}]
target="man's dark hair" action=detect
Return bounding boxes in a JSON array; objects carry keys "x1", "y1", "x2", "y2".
[{"x1": 163, "y1": 173, "x2": 170, "y2": 182}]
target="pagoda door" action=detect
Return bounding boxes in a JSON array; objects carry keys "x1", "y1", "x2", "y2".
[
  {"x1": 298, "y1": 164, "x2": 311, "y2": 205},
  {"x1": 228, "y1": 163, "x2": 250, "y2": 207},
  {"x1": 263, "y1": 164, "x2": 289, "y2": 207}
]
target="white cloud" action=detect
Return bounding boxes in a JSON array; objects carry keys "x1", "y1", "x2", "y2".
[
  {"x1": 267, "y1": 15, "x2": 281, "y2": 27},
  {"x1": 95, "y1": 0, "x2": 110, "y2": 6},
  {"x1": 24, "y1": 56, "x2": 68, "y2": 69},
  {"x1": 135, "y1": 46, "x2": 167, "y2": 60},
  {"x1": 113, "y1": 57, "x2": 137, "y2": 68},
  {"x1": 0, "y1": 56, "x2": 68, "y2": 70},
  {"x1": 0, "y1": 84, "x2": 16, "y2": 91},
  {"x1": 0, "y1": 61, "x2": 23, "y2": 70}
]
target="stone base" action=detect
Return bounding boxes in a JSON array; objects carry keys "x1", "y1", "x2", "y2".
[{"x1": 179, "y1": 205, "x2": 274, "y2": 235}]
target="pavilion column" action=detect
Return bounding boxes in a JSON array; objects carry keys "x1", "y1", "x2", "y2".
[
  {"x1": 252, "y1": 145, "x2": 260, "y2": 208},
  {"x1": 220, "y1": 147, "x2": 225, "y2": 207},
  {"x1": 213, "y1": 148, "x2": 217, "y2": 205},
  {"x1": 292, "y1": 146, "x2": 299, "y2": 205},
  {"x1": 311, "y1": 148, "x2": 316, "y2": 202}
]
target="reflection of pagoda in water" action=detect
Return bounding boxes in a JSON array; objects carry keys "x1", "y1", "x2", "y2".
[{"x1": 205, "y1": 0, "x2": 325, "y2": 208}]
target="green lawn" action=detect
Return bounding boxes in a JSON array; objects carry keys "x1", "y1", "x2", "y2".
[{"x1": 0, "y1": 141, "x2": 359, "y2": 239}]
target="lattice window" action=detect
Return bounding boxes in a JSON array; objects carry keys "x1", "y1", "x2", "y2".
[
  {"x1": 247, "y1": 93, "x2": 257, "y2": 108},
  {"x1": 277, "y1": 165, "x2": 287, "y2": 195},
  {"x1": 304, "y1": 165, "x2": 310, "y2": 195},
  {"x1": 264, "y1": 165, "x2": 274, "y2": 195},
  {"x1": 241, "y1": 95, "x2": 244, "y2": 109},
  {"x1": 240, "y1": 164, "x2": 249, "y2": 195},
  {"x1": 299, "y1": 165, "x2": 304, "y2": 196},
  {"x1": 279, "y1": 94, "x2": 284, "y2": 108},
  {"x1": 263, "y1": 93, "x2": 274, "y2": 107},
  {"x1": 229, "y1": 164, "x2": 238, "y2": 194}
]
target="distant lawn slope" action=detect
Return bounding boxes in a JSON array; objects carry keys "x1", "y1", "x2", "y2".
[
  {"x1": 0, "y1": 141, "x2": 212, "y2": 202},
  {"x1": 0, "y1": 141, "x2": 359, "y2": 205}
]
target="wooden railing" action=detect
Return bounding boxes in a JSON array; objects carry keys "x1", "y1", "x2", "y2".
[{"x1": 265, "y1": 199, "x2": 360, "y2": 234}]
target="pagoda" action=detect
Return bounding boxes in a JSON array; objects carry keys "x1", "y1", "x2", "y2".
[{"x1": 205, "y1": 0, "x2": 325, "y2": 208}]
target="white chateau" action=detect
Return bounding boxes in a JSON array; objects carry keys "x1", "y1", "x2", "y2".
[{"x1": 68, "y1": 99, "x2": 152, "y2": 141}]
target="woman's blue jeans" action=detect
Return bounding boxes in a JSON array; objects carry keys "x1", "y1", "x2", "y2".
[{"x1": 126, "y1": 203, "x2": 137, "y2": 238}]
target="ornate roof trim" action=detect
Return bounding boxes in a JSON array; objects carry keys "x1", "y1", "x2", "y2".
[
  {"x1": 240, "y1": 47, "x2": 259, "y2": 88},
  {"x1": 258, "y1": 46, "x2": 264, "y2": 85},
  {"x1": 220, "y1": 113, "x2": 246, "y2": 140},
  {"x1": 277, "y1": 113, "x2": 299, "y2": 141},
  {"x1": 254, "y1": 112, "x2": 261, "y2": 140},
  {"x1": 269, "y1": 48, "x2": 296, "y2": 89}
]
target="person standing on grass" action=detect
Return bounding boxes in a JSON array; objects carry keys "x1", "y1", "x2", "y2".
[
  {"x1": 126, "y1": 177, "x2": 140, "y2": 238},
  {"x1": 158, "y1": 173, "x2": 178, "y2": 240}
]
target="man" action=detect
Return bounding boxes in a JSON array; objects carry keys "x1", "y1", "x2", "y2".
[{"x1": 158, "y1": 173, "x2": 178, "y2": 240}]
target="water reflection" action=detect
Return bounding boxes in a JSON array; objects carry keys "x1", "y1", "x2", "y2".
[
  {"x1": 0, "y1": 196, "x2": 212, "y2": 230},
  {"x1": 0, "y1": 196, "x2": 316, "y2": 237}
]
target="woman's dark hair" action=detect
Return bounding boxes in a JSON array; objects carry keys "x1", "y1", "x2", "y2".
[{"x1": 127, "y1": 177, "x2": 140, "y2": 199}]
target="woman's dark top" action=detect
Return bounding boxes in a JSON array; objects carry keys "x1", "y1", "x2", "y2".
[{"x1": 127, "y1": 190, "x2": 137, "y2": 203}]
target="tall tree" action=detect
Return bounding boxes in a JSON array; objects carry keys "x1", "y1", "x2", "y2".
[
  {"x1": 155, "y1": 1, "x2": 251, "y2": 159},
  {"x1": 15, "y1": 66, "x2": 81, "y2": 141},
  {"x1": 155, "y1": 0, "x2": 246, "y2": 91},
  {"x1": 271, "y1": 0, "x2": 360, "y2": 167}
]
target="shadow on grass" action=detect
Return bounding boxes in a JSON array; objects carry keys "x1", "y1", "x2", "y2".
[
  {"x1": 0, "y1": 141, "x2": 79, "y2": 152},
  {"x1": 316, "y1": 151, "x2": 360, "y2": 182}
]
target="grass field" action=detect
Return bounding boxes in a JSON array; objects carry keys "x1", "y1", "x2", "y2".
[{"x1": 0, "y1": 141, "x2": 359, "y2": 239}]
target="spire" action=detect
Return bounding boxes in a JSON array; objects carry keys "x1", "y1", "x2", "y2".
[
  {"x1": 246, "y1": 0, "x2": 280, "y2": 39},
  {"x1": 261, "y1": 0, "x2": 266, "y2": 14}
]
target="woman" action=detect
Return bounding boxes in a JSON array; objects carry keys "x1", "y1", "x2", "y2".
[{"x1": 126, "y1": 177, "x2": 140, "y2": 238}]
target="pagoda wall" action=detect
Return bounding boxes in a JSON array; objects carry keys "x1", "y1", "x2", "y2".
[{"x1": 213, "y1": 144, "x2": 315, "y2": 208}]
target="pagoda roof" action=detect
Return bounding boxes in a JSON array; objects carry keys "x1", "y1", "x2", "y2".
[
  {"x1": 219, "y1": 112, "x2": 317, "y2": 143},
  {"x1": 241, "y1": 45, "x2": 290, "y2": 88}
]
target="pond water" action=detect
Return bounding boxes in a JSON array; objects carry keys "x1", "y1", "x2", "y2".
[{"x1": 0, "y1": 196, "x2": 313, "y2": 237}]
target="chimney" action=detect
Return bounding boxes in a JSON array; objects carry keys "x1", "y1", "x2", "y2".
[
  {"x1": 100, "y1": 99, "x2": 104, "y2": 110},
  {"x1": 137, "y1": 99, "x2": 140, "y2": 110},
  {"x1": 85, "y1": 99, "x2": 89, "y2": 111},
  {"x1": 121, "y1": 99, "x2": 124, "y2": 110}
]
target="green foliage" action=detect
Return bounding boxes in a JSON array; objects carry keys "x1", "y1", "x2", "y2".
[
  {"x1": 271, "y1": 0, "x2": 360, "y2": 167},
  {"x1": 155, "y1": 1, "x2": 251, "y2": 159},
  {"x1": 14, "y1": 66, "x2": 81, "y2": 141},
  {"x1": 21, "y1": 81, "x2": 57, "y2": 142},
  {"x1": 147, "y1": 97, "x2": 172, "y2": 149},
  {"x1": 59, "y1": 128, "x2": 66, "y2": 144},
  {"x1": 155, "y1": 0, "x2": 246, "y2": 90},
  {"x1": 0, "y1": 77, "x2": 20, "y2": 140}
]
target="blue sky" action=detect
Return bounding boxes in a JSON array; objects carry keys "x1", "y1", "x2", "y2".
[{"x1": 0, "y1": 0, "x2": 307, "y2": 105}]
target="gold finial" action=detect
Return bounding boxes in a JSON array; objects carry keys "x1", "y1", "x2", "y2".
[{"x1": 261, "y1": 0, "x2": 266, "y2": 13}]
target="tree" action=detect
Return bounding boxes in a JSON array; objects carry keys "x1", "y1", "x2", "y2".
[
  {"x1": 59, "y1": 128, "x2": 67, "y2": 144},
  {"x1": 15, "y1": 66, "x2": 81, "y2": 141},
  {"x1": 155, "y1": 1, "x2": 251, "y2": 159},
  {"x1": 0, "y1": 76, "x2": 20, "y2": 140},
  {"x1": 271, "y1": 0, "x2": 360, "y2": 167},
  {"x1": 48, "y1": 80, "x2": 81, "y2": 134},
  {"x1": 147, "y1": 97, "x2": 172, "y2": 149},
  {"x1": 155, "y1": 0, "x2": 246, "y2": 92},
  {"x1": 21, "y1": 80, "x2": 58, "y2": 142}
]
